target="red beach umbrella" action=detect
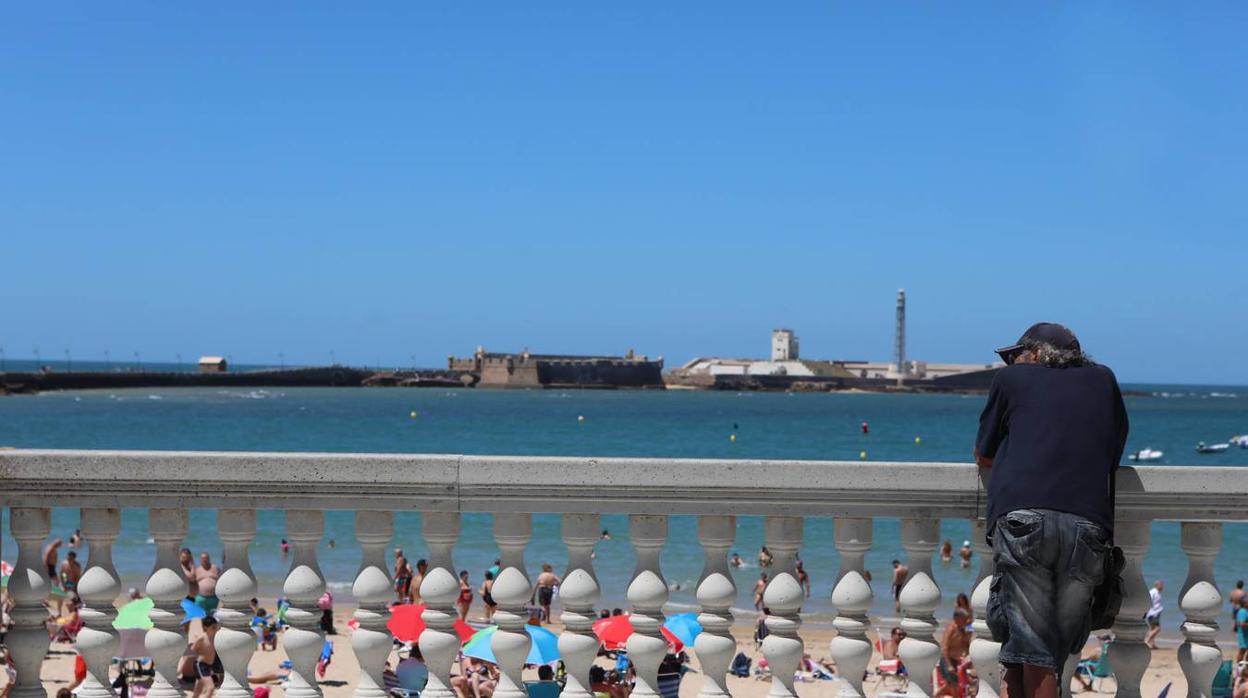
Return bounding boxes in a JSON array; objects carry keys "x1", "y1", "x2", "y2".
[
  {"x1": 386, "y1": 604, "x2": 476, "y2": 643},
  {"x1": 591, "y1": 614, "x2": 683, "y2": 653}
]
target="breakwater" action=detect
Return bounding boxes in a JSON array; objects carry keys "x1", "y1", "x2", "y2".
[{"x1": 0, "y1": 366, "x2": 374, "y2": 394}]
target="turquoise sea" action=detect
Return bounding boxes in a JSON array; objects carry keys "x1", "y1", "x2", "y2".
[{"x1": 2, "y1": 384, "x2": 1246, "y2": 635}]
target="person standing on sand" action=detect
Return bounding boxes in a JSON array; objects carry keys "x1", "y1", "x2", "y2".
[
  {"x1": 1235, "y1": 595, "x2": 1248, "y2": 664},
  {"x1": 191, "y1": 616, "x2": 221, "y2": 698},
  {"x1": 192, "y1": 553, "x2": 222, "y2": 614},
  {"x1": 1230, "y1": 580, "x2": 1244, "y2": 626},
  {"x1": 394, "y1": 549, "x2": 411, "y2": 603},
  {"x1": 796, "y1": 560, "x2": 811, "y2": 597},
  {"x1": 935, "y1": 608, "x2": 972, "y2": 698},
  {"x1": 180, "y1": 548, "x2": 197, "y2": 601},
  {"x1": 891, "y1": 560, "x2": 909, "y2": 612},
  {"x1": 535, "y1": 564, "x2": 561, "y2": 623},
  {"x1": 410, "y1": 559, "x2": 428, "y2": 605},
  {"x1": 456, "y1": 570, "x2": 472, "y2": 621},
  {"x1": 480, "y1": 571, "x2": 497, "y2": 623},
  {"x1": 752, "y1": 573, "x2": 768, "y2": 610},
  {"x1": 975, "y1": 323, "x2": 1127, "y2": 698},
  {"x1": 58, "y1": 551, "x2": 82, "y2": 596},
  {"x1": 1144, "y1": 580, "x2": 1164, "y2": 649}
]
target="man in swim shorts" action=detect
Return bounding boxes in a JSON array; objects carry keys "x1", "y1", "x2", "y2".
[
  {"x1": 191, "y1": 616, "x2": 221, "y2": 698},
  {"x1": 535, "y1": 564, "x2": 561, "y2": 623}
]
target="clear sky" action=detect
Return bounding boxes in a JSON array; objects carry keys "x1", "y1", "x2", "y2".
[{"x1": 3, "y1": 3, "x2": 1246, "y2": 384}]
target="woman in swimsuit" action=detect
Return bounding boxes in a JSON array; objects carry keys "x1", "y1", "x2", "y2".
[
  {"x1": 456, "y1": 570, "x2": 472, "y2": 621},
  {"x1": 480, "y1": 571, "x2": 497, "y2": 622}
]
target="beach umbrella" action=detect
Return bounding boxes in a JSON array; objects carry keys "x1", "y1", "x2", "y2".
[
  {"x1": 180, "y1": 598, "x2": 207, "y2": 625},
  {"x1": 115, "y1": 628, "x2": 150, "y2": 659},
  {"x1": 662, "y1": 613, "x2": 703, "y2": 647},
  {"x1": 113, "y1": 598, "x2": 155, "y2": 630},
  {"x1": 462, "y1": 625, "x2": 561, "y2": 665},
  {"x1": 592, "y1": 614, "x2": 683, "y2": 653},
  {"x1": 386, "y1": 604, "x2": 476, "y2": 644}
]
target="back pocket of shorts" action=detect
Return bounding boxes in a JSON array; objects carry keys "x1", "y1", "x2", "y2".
[
  {"x1": 1069, "y1": 522, "x2": 1109, "y2": 585},
  {"x1": 999, "y1": 509, "x2": 1044, "y2": 567}
]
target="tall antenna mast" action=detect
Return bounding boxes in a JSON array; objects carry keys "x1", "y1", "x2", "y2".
[{"x1": 895, "y1": 289, "x2": 906, "y2": 385}]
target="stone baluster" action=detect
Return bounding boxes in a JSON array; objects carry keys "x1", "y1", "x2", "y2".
[
  {"x1": 1178, "y1": 522, "x2": 1223, "y2": 698},
  {"x1": 5, "y1": 508, "x2": 52, "y2": 698},
  {"x1": 968, "y1": 519, "x2": 1002, "y2": 698},
  {"x1": 1110, "y1": 520, "x2": 1153, "y2": 698},
  {"x1": 626, "y1": 514, "x2": 670, "y2": 698},
  {"x1": 761, "y1": 516, "x2": 804, "y2": 698},
  {"x1": 351, "y1": 511, "x2": 395, "y2": 698},
  {"x1": 76, "y1": 508, "x2": 122, "y2": 698},
  {"x1": 830, "y1": 517, "x2": 873, "y2": 698},
  {"x1": 418, "y1": 512, "x2": 462, "y2": 698},
  {"x1": 215, "y1": 510, "x2": 258, "y2": 698},
  {"x1": 558, "y1": 513, "x2": 602, "y2": 698},
  {"x1": 491, "y1": 513, "x2": 534, "y2": 698},
  {"x1": 145, "y1": 509, "x2": 189, "y2": 698},
  {"x1": 694, "y1": 514, "x2": 737, "y2": 698},
  {"x1": 897, "y1": 517, "x2": 941, "y2": 698},
  {"x1": 282, "y1": 510, "x2": 327, "y2": 698}
]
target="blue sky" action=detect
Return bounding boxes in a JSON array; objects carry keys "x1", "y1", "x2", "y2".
[{"x1": 3, "y1": 3, "x2": 1246, "y2": 384}]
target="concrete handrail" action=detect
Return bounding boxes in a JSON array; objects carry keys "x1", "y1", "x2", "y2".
[{"x1": 2, "y1": 448, "x2": 1245, "y2": 521}]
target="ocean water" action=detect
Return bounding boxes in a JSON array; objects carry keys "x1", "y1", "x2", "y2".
[{"x1": 2, "y1": 385, "x2": 1246, "y2": 634}]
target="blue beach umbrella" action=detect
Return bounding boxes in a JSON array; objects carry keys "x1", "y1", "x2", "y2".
[
  {"x1": 462, "y1": 625, "x2": 561, "y2": 665},
  {"x1": 662, "y1": 613, "x2": 703, "y2": 647},
  {"x1": 180, "y1": 598, "x2": 207, "y2": 625}
]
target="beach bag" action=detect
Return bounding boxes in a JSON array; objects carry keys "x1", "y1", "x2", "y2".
[{"x1": 1089, "y1": 468, "x2": 1125, "y2": 631}]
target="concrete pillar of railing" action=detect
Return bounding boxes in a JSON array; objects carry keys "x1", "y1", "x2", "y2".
[
  {"x1": 694, "y1": 514, "x2": 737, "y2": 698},
  {"x1": 76, "y1": 508, "x2": 122, "y2": 698},
  {"x1": 558, "y1": 513, "x2": 602, "y2": 698},
  {"x1": 1178, "y1": 522, "x2": 1223, "y2": 698},
  {"x1": 761, "y1": 516, "x2": 804, "y2": 698},
  {"x1": 626, "y1": 514, "x2": 670, "y2": 698},
  {"x1": 898, "y1": 517, "x2": 941, "y2": 698},
  {"x1": 215, "y1": 509, "x2": 258, "y2": 698},
  {"x1": 145, "y1": 508, "x2": 189, "y2": 698},
  {"x1": 5, "y1": 508, "x2": 53, "y2": 698},
  {"x1": 282, "y1": 509, "x2": 327, "y2": 698},
  {"x1": 1110, "y1": 520, "x2": 1152, "y2": 698},
  {"x1": 491, "y1": 513, "x2": 534, "y2": 698},
  {"x1": 830, "y1": 517, "x2": 873, "y2": 698},
  {"x1": 418, "y1": 512, "x2": 462, "y2": 698},
  {"x1": 968, "y1": 518, "x2": 1001, "y2": 698},
  {"x1": 352, "y1": 511, "x2": 395, "y2": 698}
]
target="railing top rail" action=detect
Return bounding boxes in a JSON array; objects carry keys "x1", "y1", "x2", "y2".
[{"x1": 2, "y1": 448, "x2": 1245, "y2": 522}]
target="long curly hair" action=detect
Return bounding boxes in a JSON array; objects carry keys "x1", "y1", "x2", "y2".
[{"x1": 1021, "y1": 338, "x2": 1092, "y2": 368}]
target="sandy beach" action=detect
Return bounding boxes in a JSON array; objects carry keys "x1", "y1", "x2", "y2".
[{"x1": 10, "y1": 601, "x2": 1201, "y2": 698}]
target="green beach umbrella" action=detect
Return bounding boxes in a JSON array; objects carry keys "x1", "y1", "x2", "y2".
[{"x1": 113, "y1": 598, "x2": 155, "y2": 630}]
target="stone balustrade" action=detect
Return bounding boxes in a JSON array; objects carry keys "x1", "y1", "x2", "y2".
[{"x1": 3, "y1": 449, "x2": 1248, "y2": 698}]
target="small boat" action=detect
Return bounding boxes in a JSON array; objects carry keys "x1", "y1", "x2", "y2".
[
  {"x1": 1128, "y1": 448, "x2": 1164, "y2": 462},
  {"x1": 1230, "y1": 435, "x2": 1248, "y2": 448},
  {"x1": 1195, "y1": 442, "x2": 1230, "y2": 454}
]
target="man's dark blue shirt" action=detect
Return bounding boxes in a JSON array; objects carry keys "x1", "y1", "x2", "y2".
[{"x1": 976, "y1": 363, "x2": 1129, "y2": 533}]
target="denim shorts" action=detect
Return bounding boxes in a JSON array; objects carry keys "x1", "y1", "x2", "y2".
[{"x1": 986, "y1": 508, "x2": 1109, "y2": 669}]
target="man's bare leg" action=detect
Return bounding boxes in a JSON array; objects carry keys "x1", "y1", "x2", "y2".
[
  {"x1": 1022, "y1": 664, "x2": 1057, "y2": 698},
  {"x1": 1003, "y1": 664, "x2": 1022, "y2": 698}
]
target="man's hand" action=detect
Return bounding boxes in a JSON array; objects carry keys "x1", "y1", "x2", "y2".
[{"x1": 974, "y1": 449, "x2": 994, "y2": 469}]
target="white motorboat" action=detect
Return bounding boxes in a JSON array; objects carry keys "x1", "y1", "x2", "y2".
[
  {"x1": 1230, "y1": 435, "x2": 1248, "y2": 448},
  {"x1": 1128, "y1": 448, "x2": 1164, "y2": 462},
  {"x1": 1195, "y1": 442, "x2": 1230, "y2": 454}
]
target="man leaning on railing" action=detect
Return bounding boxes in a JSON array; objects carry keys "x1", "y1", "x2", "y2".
[{"x1": 973, "y1": 322, "x2": 1129, "y2": 698}]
